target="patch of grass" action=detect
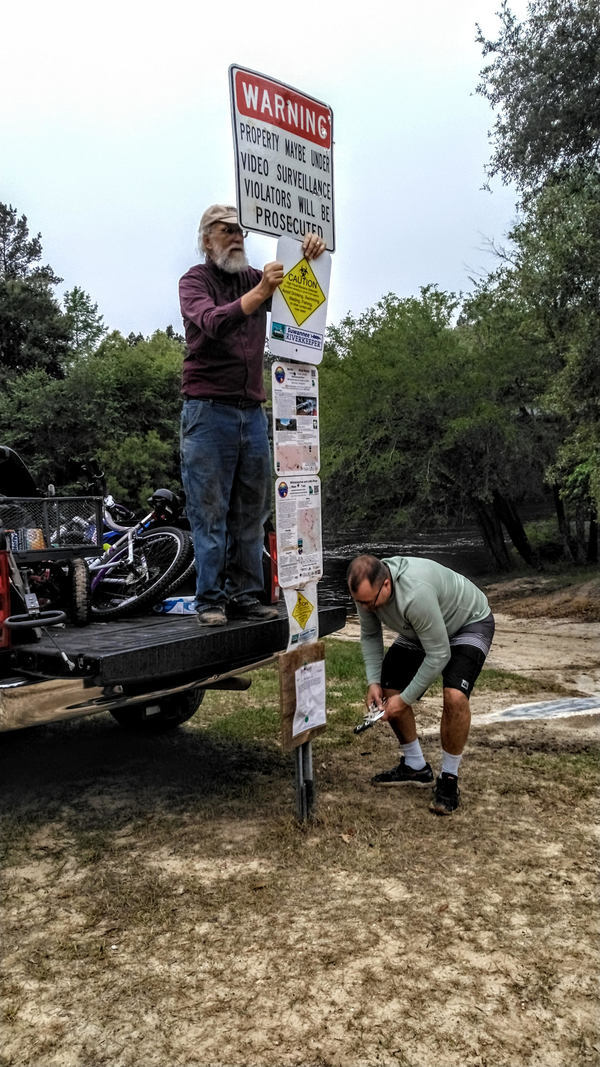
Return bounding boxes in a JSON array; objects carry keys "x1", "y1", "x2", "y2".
[
  {"x1": 187, "y1": 640, "x2": 558, "y2": 755},
  {"x1": 477, "y1": 667, "x2": 562, "y2": 695},
  {"x1": 189, "y1": 640, "x2": 366, "y2": 749},
  {"x1": 520, "y1": 749, "x2": 599, "y2": 784},
  {"x1": 73, "y1": 828, "x2": 118, "y2": 866},
  {"x1": 322, "y1": 637, "x2": 365, "y2": 678},
  {"x1": 0, "y1": 816, "x2": 38, "y2": 865}
]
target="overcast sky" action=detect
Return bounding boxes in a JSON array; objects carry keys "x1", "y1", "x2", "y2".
[{"x1": 2, "y1": 0, "x2": 528, "y2": 337}]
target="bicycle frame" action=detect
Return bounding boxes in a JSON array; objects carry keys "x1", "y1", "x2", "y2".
[{"x1": 88, "y1": 512, "x2": 155, "y2": 590}]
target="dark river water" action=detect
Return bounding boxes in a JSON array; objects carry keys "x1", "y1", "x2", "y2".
[{"x1": 320, "y1": 528, "x2": 490, "y2": 608}]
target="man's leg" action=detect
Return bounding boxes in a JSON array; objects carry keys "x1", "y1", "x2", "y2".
[
  {"x1": 370, "y1": 642, "x2": 433, "y2": 787},
  {"x1": 431, "y1": 639, "x2": 490, "y2": 815},
  {"x1": 382, "y1": 688, "x2": 418, "y2": 744},
  {"x1": 225, "y1": 405, "x2": 272, "y2": 604},
  {"x1": 180, "y1": 400, "x2": 238, "y2": 614},
  {"x1": 441, "y1": 687, "x2": 471, "y2": 756}
]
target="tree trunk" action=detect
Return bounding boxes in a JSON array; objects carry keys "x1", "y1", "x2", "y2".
[
  {"x1": 493, "y1": 491, "x2": 539, "y2": 567},
  {"x1": 586, "y1": 510, "x2": 598, "y2": 564},
  {"x1": 574, "y1": 504, "x2": 588, "y2": 563},
  {"x1": 552, "y1": 483, "x2": 576, "y2": 562},
  {"x1": 472, "y1": 499, "x2": 512, "y2": 570}
]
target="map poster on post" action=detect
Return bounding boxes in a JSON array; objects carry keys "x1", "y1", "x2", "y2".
[
  {"x1": 269, "y1": 237, "x2": 330, "y2": 364},
  {"x1": 283, "y1": 581, "x2": 319, "y2": 650},
  {"x1": 275, "y1": 476, "x2": 323, "y2": 588},
  {"x1": 272, "y1": 360, "x2": 319, "y2": 476}
]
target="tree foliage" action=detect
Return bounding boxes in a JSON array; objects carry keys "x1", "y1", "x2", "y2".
[
  {"x1": 320, "y1": 289, "x2": 549, "y2": 568},
  {"x1": 476, "y1": 0, "x2": 600, "y2": 194},
  {"x1": 0, "y1": 203, "x2": 70, "y2": 381},
  {"x1": 0, "y1": 203, "x2": 61, "y2": 285},
  {"x1": 476, "y1": 0, "x2": 600, "y2": 559},
  {"x1": 63, "y1": 286, "x2": 106, "y2": 358},
  {"x1": 0, "y1": 330, "x2": 184, "y2": 507}
]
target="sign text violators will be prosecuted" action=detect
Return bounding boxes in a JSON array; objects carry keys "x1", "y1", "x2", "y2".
[{"x1": 229, "y1": 66, "x2": 335, "y2": 251}]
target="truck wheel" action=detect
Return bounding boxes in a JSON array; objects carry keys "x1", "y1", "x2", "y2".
[
  {"x1": 109, "y1": 688, "x2": 205, "y2": 732},
  {"x1": 67, "y1": 558, "x2": 91, "y2": 625}
]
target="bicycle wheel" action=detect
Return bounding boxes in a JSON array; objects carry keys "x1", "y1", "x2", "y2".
[
  {"x1": 165, "y1": 532, "x2": 196, "y2": 593},
  {"x1": 90, "y1": 526, "x2": 190, "y2": 619}
]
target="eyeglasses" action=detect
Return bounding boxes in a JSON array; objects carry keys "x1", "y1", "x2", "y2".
[
  {"x1": 214, "y1": 224, "x2": 248, "y2": 238},
  {"x1": 353, "y1": 577, "x2": 387, "y2": 611}
]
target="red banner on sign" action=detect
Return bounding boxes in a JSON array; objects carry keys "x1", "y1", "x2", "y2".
[{"x1": 234, "y1": 70, "x2": 332, "y2": 149}]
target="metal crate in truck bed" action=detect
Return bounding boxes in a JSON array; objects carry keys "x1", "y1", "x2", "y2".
[{"x1": 0, "y1": 496, "x2": 103, "y2": 562}]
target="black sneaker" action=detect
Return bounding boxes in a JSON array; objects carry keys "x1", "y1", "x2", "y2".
[
  {"x1": 371, "y1": 757, "x2": 434, "y2": 787},
  {"x1": 430, "y1": 773, "x2": 460, "y2": 815},
  {"x1": 227, "y1": 598, "x2": 279, "y2": 621}
]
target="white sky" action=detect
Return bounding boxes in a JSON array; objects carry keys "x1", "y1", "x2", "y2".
[{"x1": 2, "y1": 0, "x2": 527, "y2": 337}]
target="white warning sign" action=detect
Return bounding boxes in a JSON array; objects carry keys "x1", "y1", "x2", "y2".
[
  {"x1": 229, "y1": 65, "x2": 335, "y2": 250},
  {"x1": 269, "y1": 237, "x2": 331, "y2": 363}
]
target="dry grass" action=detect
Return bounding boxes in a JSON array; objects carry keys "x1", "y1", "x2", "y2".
[{"x1": 1, "y1": 615, "x2": 599, "y2": 1066}]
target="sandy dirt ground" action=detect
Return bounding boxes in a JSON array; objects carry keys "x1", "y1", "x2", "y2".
[{"x1": 1, "y1": 587, "x2": 599, "y2": 1067}]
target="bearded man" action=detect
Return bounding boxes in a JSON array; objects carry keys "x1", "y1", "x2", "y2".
[{"x1": 179, "y1": 203, "x2": 325, "y2": 626}]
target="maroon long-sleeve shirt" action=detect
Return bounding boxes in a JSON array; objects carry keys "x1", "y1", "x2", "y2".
[{"x1": 179, "y1": 260, "x2": 269, "y2": 402}]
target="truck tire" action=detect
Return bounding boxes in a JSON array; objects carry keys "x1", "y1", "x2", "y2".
[
  {"x1": 109, "y1": 688, "x2": 205, "y2": 732},
  {"x1": 66, "y1": 558, "x2": 91, "y2": 625}
]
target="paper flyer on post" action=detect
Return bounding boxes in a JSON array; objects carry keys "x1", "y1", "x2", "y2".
[
  {"x1": 272, "y1": 361, "x2": 319, "y2": 476},
  {"x1": 292, "y1": 658, "x2": 327, "y2": 737},
  {"x1": 275, "y1": 476, "x2": 323, "y2": 588}
]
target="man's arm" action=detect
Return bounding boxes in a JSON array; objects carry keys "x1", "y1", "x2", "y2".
[
  {"x1": 240, "y1": 233, "x2": 327, "y2": 316},
  {"x1": 240, "y1": 261, "x2": 283, "y2": 316},
  {"x1": 398, "y1": 590, "x2": 451, "y2": 705},
  {"x1": 179, "y1": 270, "x2": 249, "y2": 338}
]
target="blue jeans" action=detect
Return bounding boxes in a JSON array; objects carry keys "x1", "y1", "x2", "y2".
[{"x1": 180, "y1": 398, "x2": 271, "y2": 611}]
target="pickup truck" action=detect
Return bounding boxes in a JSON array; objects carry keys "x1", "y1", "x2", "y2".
[
  {"x1": 0, "y1": 584, "x2": 346, "y2": 734},
  {"x1": 0, "y1": 445, "x2": 346, "y2": 734}
]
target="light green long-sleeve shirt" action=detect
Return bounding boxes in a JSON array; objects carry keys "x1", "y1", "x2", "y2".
[{"x1": 358, "y1": 556, "x2": 490, "y2": 705}]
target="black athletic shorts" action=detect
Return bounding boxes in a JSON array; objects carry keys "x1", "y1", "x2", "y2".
[{"x1": 380, "y1": 612, "x2": 495, "y2": 700}]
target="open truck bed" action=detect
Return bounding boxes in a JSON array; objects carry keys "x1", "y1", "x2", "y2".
[{"x1": 0, "y1": 603, "x2": 346, "y2": 732}]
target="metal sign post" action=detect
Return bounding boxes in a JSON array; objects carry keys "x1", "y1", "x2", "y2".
[{"x1": 229, "y1": 65, "x2": 335, "y2": 822}]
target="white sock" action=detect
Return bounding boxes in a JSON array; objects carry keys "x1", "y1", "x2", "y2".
[
  {"x1": 402, "y1": 739, "x2": 426, "y2": 770},
  {"x1": 441, "y1": 749, "x2": 462, "y2": 777}
]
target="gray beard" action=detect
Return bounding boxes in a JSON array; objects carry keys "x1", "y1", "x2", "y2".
[{"x1": 210, "y1": 248, "x2": 249, "y2": 273}]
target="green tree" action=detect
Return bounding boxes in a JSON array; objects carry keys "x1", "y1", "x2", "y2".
[
  {"x1": 476, "y1": 0, "x2": 599, "y2": 561},
  {"x1": 320, "y1": 289, "x2": 545, "y2": 569},
  {"x1": 476, "y1": 0, "x2": 600, "y2": 194},
  {"x1": 0, "y1": 203, "x2": 70, "y2": 381},
  {"x1": 0, "y1": 203, "x2": 60, "y2": 284},
  {"x1": 63, "y1": 286, "x2": 106, "y2": 358},
  {"x1": 0, "y1": 330, "x2": 185, "y2": 506}
]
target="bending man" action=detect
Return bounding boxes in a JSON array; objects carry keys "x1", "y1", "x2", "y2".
[{"x1": 347, "y1": 553, "x2": 494, "y2": 815}]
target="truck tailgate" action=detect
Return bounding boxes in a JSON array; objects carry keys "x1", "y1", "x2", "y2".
[{"x1": 8, "y1": 604, "x2": 347, "y2": 686}]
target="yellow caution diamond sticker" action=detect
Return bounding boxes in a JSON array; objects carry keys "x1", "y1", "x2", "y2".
[
  {"x1": 279, "y1": 258, "x2": 326, "y2": 327},
  {"x1": 291, "y1": 591, "x2": 314, "y2": 630}
]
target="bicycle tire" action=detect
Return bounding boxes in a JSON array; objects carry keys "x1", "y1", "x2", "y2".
[
  {"x1": 166, "y1": 532, "x2": 196, "y2": 593},
  {"x1": 90, "y1": 526, "x2": 190, "y2": 619}
]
